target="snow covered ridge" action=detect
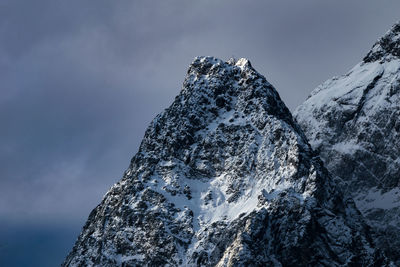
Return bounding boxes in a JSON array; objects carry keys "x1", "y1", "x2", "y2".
[
  {"x1": 64, "y1": 56, "x2": 386, "y2": 266},
  {"x1": 364, "y1": 21, "x2": 400, "y2": 62},
  {"x1": 295, "y1": 21, "x2": 400, "y2": 265}
]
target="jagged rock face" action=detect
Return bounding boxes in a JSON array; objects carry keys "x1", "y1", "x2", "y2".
[
  {"x1": 364, "y1": 22, "x2": 400, "y2": 63},
  {"x1": 64, "y1": 57, "x2": 385, "y2": 266},
  {"x1": 295, "y1": 22, "x2": 400, "y2": 264}
]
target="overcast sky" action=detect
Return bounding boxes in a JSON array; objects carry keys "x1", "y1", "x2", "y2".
[{"x1": 1, "y1": 1, "x2": 400, "y2": 266}]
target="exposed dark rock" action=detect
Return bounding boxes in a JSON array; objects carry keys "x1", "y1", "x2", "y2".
[
  {"x1": 64, "y1": 57, "x2": 385, "y2": 266},
  {"x1": 295, "y1": 21, "x2": 400, "y2": 265}
]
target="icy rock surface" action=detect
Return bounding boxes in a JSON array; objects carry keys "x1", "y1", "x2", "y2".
[
  {"x1": 295, "y1": 22, "x2": 400, "y2": 264},
  {"x1": 364, "y1": 21, "x2": 400, "y2": 63},
  {"x1": 64, "y1": 57, "x2": 385, "y2": 266}
]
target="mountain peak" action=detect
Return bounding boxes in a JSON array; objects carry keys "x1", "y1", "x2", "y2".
[
  {"x1": 189, "y1": 56, "x2": 254, "y2": 79},
  {"x1": 64, "y1": 56, "x2": 385, "y2": 266},
  {"x1": 179, "y1": 56, "x2": 293, "y2": 131},
  {"x1": 227, "y1": 57, "x2": 252, "y2": 69},
  {"x1": 192, "y1": 56, "x2": 252, "y2": 68},
  {"x1": 295, "y1": 21, "x2": 400, "y2": 264},
  {"x1": 364, "y1": 21, "x2": 400, "y2": 62}
]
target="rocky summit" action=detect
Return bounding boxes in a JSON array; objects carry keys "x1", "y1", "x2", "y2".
[
  {"x1": 64, "y1": 57, "x2": 385, "y2": 266},
  {"x1": 295, "y1": 21, "x2": 400, "y2": 265}
]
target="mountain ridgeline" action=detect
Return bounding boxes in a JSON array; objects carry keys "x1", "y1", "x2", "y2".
[
  {"x1": 63, "y1": 56, "x2": 387, "y2": 266},
  {"x1": 295, "y1": 21, "x2": 400, "y2": 265}
]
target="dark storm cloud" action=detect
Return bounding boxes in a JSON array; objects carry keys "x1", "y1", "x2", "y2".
[
  {"x1": 1, "y1": 0, "x2": 400, "y2": 222},
  {"x1": 1, "y1": 1, "x2": 400, "y2": 265}
]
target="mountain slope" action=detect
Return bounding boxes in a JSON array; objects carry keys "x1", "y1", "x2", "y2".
[
  {"x1": 64, "y1": 57, "x2": 385, "y2": 266},
  {"x1": 295, "y1": 22, "x2": 400, "y2": 264}
]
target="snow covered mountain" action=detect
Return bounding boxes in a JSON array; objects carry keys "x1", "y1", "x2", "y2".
[
  {"x1": 64, "y1": 57, "x2": 385, "y2": 266},
  {"x1": 295, "y1": 22, "x2": 400, "y2": 264}
]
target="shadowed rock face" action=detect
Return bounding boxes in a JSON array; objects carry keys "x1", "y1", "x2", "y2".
[
  {"x1": 364, "y1": 22, "x2": 400, "y2": 63},
  {"x1": 295, "y1": 21, "x2": 400, "y2": 265},
  {"x1": 64, "y1": 57, "x2": 385, "y2": 266}
]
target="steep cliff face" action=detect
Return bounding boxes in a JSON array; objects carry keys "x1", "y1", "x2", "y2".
[
  {"x1": 295, "y1": 22, "x2": 400, "y2": 264},
  {"x1": 64, "y1": 57, "x2": 385, "y2": 266}
]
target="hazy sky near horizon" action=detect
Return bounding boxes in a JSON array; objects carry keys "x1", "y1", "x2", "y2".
[{"x1": 1, "y1": 1, "x2": 400, "y2": 266}]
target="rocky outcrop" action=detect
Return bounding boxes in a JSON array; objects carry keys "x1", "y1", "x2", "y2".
[
  {"x1": 64, "y1": 57, "x2": 385, "y2": 266},
  {"x1": 295, "y1": 21, "x2": 400, "y2": 265}
]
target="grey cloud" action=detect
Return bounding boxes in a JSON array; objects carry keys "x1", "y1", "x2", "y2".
[
  {"x1": 2, "y1": 0, "x2": 400, "y2": 223},
  {"x1": 1, "y1": 1, "x2": 400, "y2": 265}
]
